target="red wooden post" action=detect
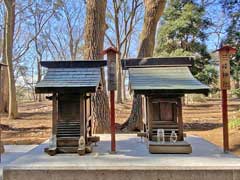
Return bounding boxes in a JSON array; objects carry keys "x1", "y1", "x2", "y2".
[
  {"x1": 110, "y1": 91, "x2": 116, "y2": 152},
  {"x1": 221, "y1": 89, "x2": 229, "y2": 151},
  {"x1": 101, "y1": 47, "x2": 118, "y2": 153},
  {"x1": 215, "y1": 45, "x2": 237, "y2": 152}
]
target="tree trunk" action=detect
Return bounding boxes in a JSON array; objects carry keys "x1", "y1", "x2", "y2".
[
  {"x1": 84, "y1": 0, "x2": 107, "y2": 60},
  {"x1": 0, "y1": 63, "x2": 9, "y2": 113},
  {"x1": 234, "y1": 70, "x2": 240, "y2": 98},
  {"x1": 117, "y1": 53, "x2": 123, "y2": 103},
  {"x1": 123, "y1": 70, "x2": 127, "y2": 100},
  {"x1": 4, "y1": 0, "x2": 18, "y2": 119},
  {"x1": 84, "y1": 0, "x2": 109, "y2": 133},
  {"x1": 0, "y1": 15, "x2": 9, "y2": 113},
  {"x1": 122, "y1": 0, "x2": 166, "y2": 131},
  {"x1": 37, "y1": 60, "x2": 42, "y2": 102},
  {"x1": 234, "y1": 70, "x2": 239, "y2": 89}
]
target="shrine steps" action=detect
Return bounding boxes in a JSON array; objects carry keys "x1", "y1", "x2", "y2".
[
  {"x1": 46, "y1": 121, "x2": 81, "y2": 154},
  {"x1": 57, "y1": 137, "x2": 79, "y2": 147}
]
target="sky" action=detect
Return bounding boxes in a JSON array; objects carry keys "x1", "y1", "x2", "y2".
[
  {"x1": 0, "y1": 0, "x2": 233, "y2": 88},
  {"x1": 203, "y1": 1, "x2": 229, "y2": 52}
]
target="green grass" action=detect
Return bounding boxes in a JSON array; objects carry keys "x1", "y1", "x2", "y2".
[{"x1": 229, "y1": 118, "x2": 240, "y2": 129}]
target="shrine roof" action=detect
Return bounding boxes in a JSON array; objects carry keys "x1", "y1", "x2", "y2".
[
  {"x1": 121, "y1": 57, "x2": 193, "y2": 70},
  {"x1": 129, "y1": 66, "x2": 209, "y2": 95},
  {"x1": 35, "y1": 61, "x2": 104, "y2": 93}
]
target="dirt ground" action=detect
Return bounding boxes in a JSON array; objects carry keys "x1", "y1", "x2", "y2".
[
  {"x1": 184, "y1": 98, "x2": 240, "y2": 155},
  {"x1": 0, "y1": 98, "x2": 240, "y2": 155}
]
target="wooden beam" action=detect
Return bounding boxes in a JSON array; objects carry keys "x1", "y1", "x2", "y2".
[
  {"x1": 36, "y1": 86, "x2": 97, "y2": 94},
  {"x1": 147, "y1": 97, "x2": 153, "y2": 140},
  {"x1": 134, "y1": 89, "x2": 209, "y2": 96},
  {"x1": 80, "y1": 95, "x2": 86, "y2": 142},
  {"x1": 222, "y1": 89, "x2": 229, "y2": 152},
  {"x1": 40, "y1": 60, "x2": 107, "y2": 68},
  {"x1": 121, "y1": 57, "x2": 193, "y2": 70},
  {"x1": 152, "y1": 98, "x2": 178, "y2": 104},
  {"x1": 52, "y1": 93, "x2": 58, "y2": 135},
  {"x1": 177, "y1": 98, "x2": 184, "y2": 141}
]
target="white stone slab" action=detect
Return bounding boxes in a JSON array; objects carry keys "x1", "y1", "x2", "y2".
[{"x1": 3, "y1": 134, "x2": 240, "y2": 170}]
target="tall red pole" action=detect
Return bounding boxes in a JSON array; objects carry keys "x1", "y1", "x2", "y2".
[
  {"x1": 101, "y1": 47, "x2": 118, "y2": 153},
  {"x1": 215, "y1": 45, "x2": 237, "y2": 153},
  {"x1": 110, "y1": 91, "x2": 116, "y2": 152},
  {"x1": 222, "y1": 89, "x2": 229, "y2": 152}
]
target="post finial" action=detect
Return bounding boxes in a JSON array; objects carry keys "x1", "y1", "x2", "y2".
[{"x1": 100, "y1": 47, "x2": 119, "y2": 55}]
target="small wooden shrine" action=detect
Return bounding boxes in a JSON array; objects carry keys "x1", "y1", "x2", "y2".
[
  {"x1": 35, "y1": 61, "x2": 106, "y2": 155},
  {"x1": 123, "y1": 57, "x2": 209, "y2": 154}
]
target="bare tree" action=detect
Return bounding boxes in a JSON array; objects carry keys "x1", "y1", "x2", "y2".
[
  {"x1": 28, "y1": 1, "x2": 57, "y2": 101},
  {"x1": 61, "y1": 0, "x2": 84, "y2": 60},
  {"x1": 84, "y1": 0, "x2": 110, "y2": 133},
  {"x1": 43, "y1": 0, "x2": 85, "y2": 61},
  {"x1": 0, "y1": 11, "x2": 9, "y2": 113},
  {"x1": 106, "y1": 0, "x2": 143, "y2": 103},
  {"x1": 3, "y1": 0, "x2": 18, "y2": 119},
  {"x1": 122, "y1": 0, "x2": 166, "y2": 131}
]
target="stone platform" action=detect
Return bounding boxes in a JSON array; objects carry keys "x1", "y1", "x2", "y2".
[{"x1": 3, "y1": 134, "x2": 240, "y2": 180}]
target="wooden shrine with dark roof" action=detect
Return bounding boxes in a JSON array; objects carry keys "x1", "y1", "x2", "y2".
[
  {"x1": 122, "y1": 57, "x2": 210, "y2": 154},
  {"x1": 35, "y1": 60, "x2": 106, "y2": 155}
]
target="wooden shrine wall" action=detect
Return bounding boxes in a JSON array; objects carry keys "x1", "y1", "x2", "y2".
[
  {"x1": 146, "y1": 96, "x2": 183, "y2": 141},
  {"x1": 58, "y1": 94, "x2": 81, "y2": 122}
]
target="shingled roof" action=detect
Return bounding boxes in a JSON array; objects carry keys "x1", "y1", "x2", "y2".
[
  {"x1": 35, "y1": 61, "x2": 106, "y2": 93},
  {"x1": 126, "y1": 57, "x2": 209, "y2": 95}
]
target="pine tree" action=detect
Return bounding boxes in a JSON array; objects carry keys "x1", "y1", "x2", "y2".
[{"x1": 155, "y1": 0, "x2": 217, "y2": 85}]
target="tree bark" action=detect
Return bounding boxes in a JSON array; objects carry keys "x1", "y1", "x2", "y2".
[
  {"x1": 117, "y1": 53, "x2": 123, "y2": 103},
  {"x1": 4, "y1": 0, "x2": 18, "y2": 119},
  {"x1": 0, "y1": 15, "x2": 9, "y2": 113},
  {"x1": 234, "y1": 70, "x2": 240, "y2": 98},
  {"x1": 36, "y1": 60, "x2": 42, "y2": 102},
  {"x1": 84, "y1": 0, "x2": 107, "y2": 60},
  {"x1": 234, "y1": 70, "x2": 239, "y2": 89},
  {"x1": 84, "y1": 0, "x2": 109, "y2": 133},
  {"x1": 122, "y1": 0, "x2": 166, "y2": 131}
]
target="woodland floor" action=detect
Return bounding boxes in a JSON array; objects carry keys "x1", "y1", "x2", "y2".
[{"x1": 0, "y1": 98, "x2": 240, "y2": 155}]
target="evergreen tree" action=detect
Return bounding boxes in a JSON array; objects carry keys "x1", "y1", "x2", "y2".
[{"x1": 155, "y1": 0, "x2": 217, "y2": 85}]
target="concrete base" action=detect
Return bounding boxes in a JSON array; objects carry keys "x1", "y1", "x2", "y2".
[
  {"x1": 3, "y1": 134, "x2": 240, "y2": 180},
  {"x1": 4, "y1": 169, "x2": 240, "y2": 180},
  {"x1": 149, "y1": 140, "x2": 192, "y2": 154}
]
